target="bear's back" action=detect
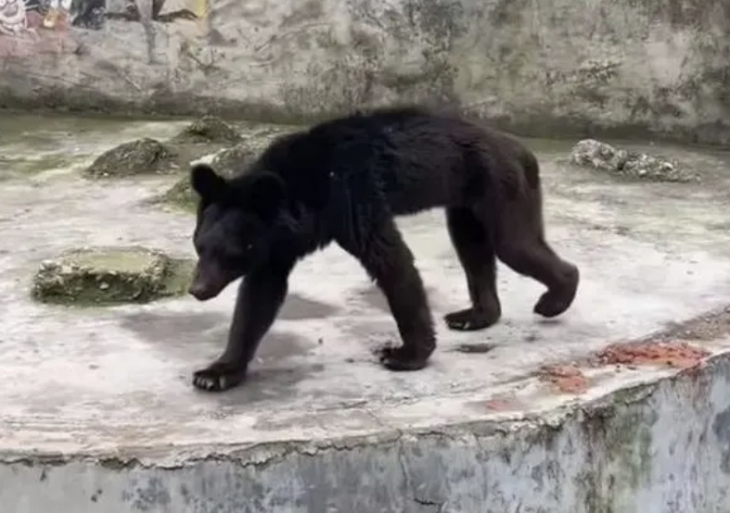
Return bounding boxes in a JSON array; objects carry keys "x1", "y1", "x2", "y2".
[{"x1": 250, "y1": 106, "x2": 530, "y2": 214}]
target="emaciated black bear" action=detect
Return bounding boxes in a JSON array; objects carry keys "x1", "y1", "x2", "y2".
[{"x1": 188, "y1": 106, "x2": 579, "y2": 392}]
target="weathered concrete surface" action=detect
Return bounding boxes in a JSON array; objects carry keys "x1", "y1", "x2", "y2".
[
  {"x1": 2, "y1": 115, "x2": 730, "y2": 511},
  {"x1": 0, "y1": 0, "x2": 729, "y2": 144}
]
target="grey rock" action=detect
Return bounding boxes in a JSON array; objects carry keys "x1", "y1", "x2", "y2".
[
  {"x1": 83, "y1": 138, "x2": 177, "y2": 178},
  {"x1": 159, "y1": 123, "x2": 302, "y2": 211},
  {"x1": 569, "y1": 139, "x2": 699, "y2": 183},
  {"x1": 169, "y1": 116, "x2": 242, "y2": 146}
]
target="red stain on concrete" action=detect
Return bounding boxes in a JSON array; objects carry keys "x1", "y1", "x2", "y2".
[
  {"x1": 594, "y1": 341, "x2": 711, "y2": 369},
  {"x1": 484, "y1": 398, "x2": 513, "y2": 411},
  {"x1": 484, "y1": 396, "x2": 527, "y2": 412},
  {"x1": 538, "y1": 364, "x2": 589, "y2": 394}
]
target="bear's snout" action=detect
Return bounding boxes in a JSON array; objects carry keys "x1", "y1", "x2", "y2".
[
  {"x1": 188, "y1": 281, "x2": 219, "y2": 301},
  {"x1": 188, "y1": 261, "x2": 229, "y2": 301}
]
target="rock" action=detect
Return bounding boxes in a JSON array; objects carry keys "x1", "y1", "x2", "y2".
[
  {"x1": 158, "y1": 124, "x2": 302, "y2": 212},
  {"x1": 158, "y1": 176, "x2": 200, "y2": 212},
  {"x1": 83, "y1": 138, "x2": 177, "y2": 178},
  {"x1": 569, "y1": 139, "x2": 699, "y2": 183},
  {"x1": 210, "y1": 142, "x2": 258, "y2": 176},
  {"x1": 31, "y1": 247, "x2": 195, "y2": 306},
  {"x1": 169, "y1": 116, "x2": 242, "y2": 146},
  {"x1": 163, "y1": 116, "x2": 247, "y2": 172},
  {"x1": 236, "y1": 124, "x2": 301, "y2": 153},
  {"x1": 569, "y1": 139, "x2": 629, "y2": 172},
  {"x1": 156, "y1": 146, "x2": 252, "y2": 211}
]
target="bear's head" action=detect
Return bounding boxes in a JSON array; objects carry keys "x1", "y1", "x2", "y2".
[{"x1": 187, "y1": 163, "x2": 285, "y2": 301}]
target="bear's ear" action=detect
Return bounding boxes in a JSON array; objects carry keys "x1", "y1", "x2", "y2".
[
  {"x1": 191, "y1": 163, "x2": 227, "y2": 202},
  {"x1": 248, "y1": 172, "x2": 285, "y2": 223}
]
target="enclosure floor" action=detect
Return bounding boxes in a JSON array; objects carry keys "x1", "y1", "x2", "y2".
[{"x1": 1, "y1": 115, "x2": 730, "y2": 458}]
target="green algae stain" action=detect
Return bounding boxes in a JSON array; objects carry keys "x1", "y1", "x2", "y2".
[
  {"x1": 31, "y1": 247, "x2": 195, "y2": 307},
  {"x1": 579, "y1": 385, "x2": 656, "y2": 513},
  {"x1": 160, "y1": 258, "x2": 196, "y2": 297},
  {"x1": 1, "y1": 153, "x2": 89, "y2": 180}
]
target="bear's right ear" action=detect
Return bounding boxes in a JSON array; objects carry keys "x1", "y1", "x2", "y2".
[{"x1": 191, "y1": 163, "x2": 227, "y2": 202}]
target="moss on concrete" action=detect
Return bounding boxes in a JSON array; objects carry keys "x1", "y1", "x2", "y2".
[
  {"x1": 159, "y1": 258, "x2": 196, "y2": 297},
  {"x1": 1, "y1": 153, "x2": 85, "y2": 179},
  {"x1": 578, "y1": 384, "x2": 656, "y2": 512},
  {"x1": 31, "y1": 247, "x2": 194, "y2": 306}
]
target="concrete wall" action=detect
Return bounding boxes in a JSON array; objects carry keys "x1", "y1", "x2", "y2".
[
  {"x1": 3, "y1": 353, "x2": 730, "y2": 512},
  {"x1": 0, "y1": 0, "x2": 728, "y2": 144}
]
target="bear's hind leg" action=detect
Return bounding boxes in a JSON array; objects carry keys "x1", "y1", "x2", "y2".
[
  {"x1": 492, "y1": 191, "x2": 579, "y2": 318},
  {"x1": 444, "y1": 206, "x2": 502, "y2": 331},
  {"x1": 339, "y1": 219, "x2": 436, "y2": 371}
]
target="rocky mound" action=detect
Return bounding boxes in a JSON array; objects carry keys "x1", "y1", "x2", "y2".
[
  {"x1": 159, "y1": 144, "x2": 256, "y2": 211},
  {"x1": 82, "y1": 138, "x2": 178, "y2": 178},
  {"x1": 169, "y1": 116, "x2": 242, "y2": 146},
  {"x1": 159, "y1": 124, "x2": 301, "y2": 211},
  {"x1": 569, "y1": 139, "x2": 699, "y2": 183}
]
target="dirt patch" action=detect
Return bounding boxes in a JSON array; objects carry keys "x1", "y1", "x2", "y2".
[
  {"x1": 593, "y1": 341, "x2": 711, "y2": 369},
  {"x1": 538, "y1": 364, "x2": 590, "y2": 394},
  {"x1": 31, "y1": 247, "x2": 195, "y2": 306},
  {"x1": 454, "y1": 342, "x2": 495, "y2": 354}
]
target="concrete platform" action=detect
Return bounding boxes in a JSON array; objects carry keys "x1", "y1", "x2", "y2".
[{"x1": 2, "y1": 116, "x2": 730, "y2": 512}]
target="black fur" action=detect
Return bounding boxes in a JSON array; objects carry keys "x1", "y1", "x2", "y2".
[{"x1": 188, "y1": 105, "x2": 580, "y2": 392}]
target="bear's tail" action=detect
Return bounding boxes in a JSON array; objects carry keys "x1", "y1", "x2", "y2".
[{"x1": 520, "y1": 147, "x2": 545, "y2": 232}]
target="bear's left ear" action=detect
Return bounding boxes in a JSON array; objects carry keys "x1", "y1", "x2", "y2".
[
  {"x1": 249, "y1": 172, "x2": 285, "y2": 222},
  {"x1": 191, "y1": 163, "x2": 227, "y2": 203}
]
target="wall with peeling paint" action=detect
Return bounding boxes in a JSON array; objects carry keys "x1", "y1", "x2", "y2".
[
  {"x1": 0, "y1": 0, "x2": 728, "y2": 143},
  {"x1": 3, "y1": 355, "x2": 730, "y2": 512}
]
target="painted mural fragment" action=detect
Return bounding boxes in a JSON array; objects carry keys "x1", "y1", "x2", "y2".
[
  {"x1": 105, "y1": 0, "x2": 204, "y2": 23},
  {"x1": 0, "y1": 0, "x2": 205, "y2": 58},
  {"x1": 0, "y1": 0, "x2": 30, "y2": 36},
  {"x1": 0, "y1": 0, "x2": 106, "y2": 57}
]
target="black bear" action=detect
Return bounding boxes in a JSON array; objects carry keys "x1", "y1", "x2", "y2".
[{"x1": 187, "y1": 105, "x2": 579, "y2": 392}]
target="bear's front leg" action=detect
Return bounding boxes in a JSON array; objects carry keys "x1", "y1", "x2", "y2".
[
  {"x1": 339, "y1": 219, "x2": 437, "y2": 371},
  {"x1": 193, "y1": 259, "x2": 294, "y2": 392}
]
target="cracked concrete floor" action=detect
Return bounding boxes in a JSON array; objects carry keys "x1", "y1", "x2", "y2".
[{"x1": 1, "y1": 114, "x2": 730, "y2": 459}]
